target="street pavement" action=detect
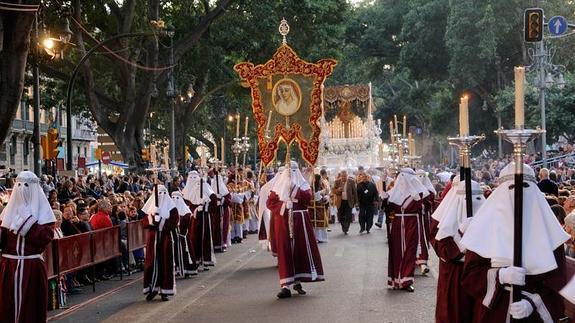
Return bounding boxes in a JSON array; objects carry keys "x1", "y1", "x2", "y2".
[{"x1": 52, "y1": 222, "x2": 437, "y2": 323}]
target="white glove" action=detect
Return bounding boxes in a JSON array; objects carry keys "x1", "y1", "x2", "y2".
[
  {"x1": 509, "y1": 299, "x2": 533, "y2": 319},
  {"x1": 498, "y1": 266, "x2": 526, "y2": 286},
  {"x1": 286, "y1": 201, "x2": 293, "y2": 210},
  {"x1": 458, "y1": 217, "x2": 473, "y2": 234}
]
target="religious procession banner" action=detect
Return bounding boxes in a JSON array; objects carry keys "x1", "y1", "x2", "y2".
[{"x1": 233, "y1": 19, "x2": 337, "y2": 167}]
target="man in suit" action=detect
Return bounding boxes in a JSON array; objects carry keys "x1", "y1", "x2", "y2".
[
  {"x1": 537, "y1": 167, "x2": 559, "y2": 197},
  {"x1": 332, "y1": 170, "x2": 358, "y2": 235}
]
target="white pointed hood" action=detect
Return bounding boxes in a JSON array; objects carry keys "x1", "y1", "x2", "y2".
[
  {"x1": 434, "y1": 179, "x2": 484, "y2": 240},
  {"x1": 182, "y1": 171, "x2": 214, "y2": 205},
  {"x1": 142, "y1": 185, "x2": 176, "y2": 232},
  {"x1": 271, "y1": 161, "x2": 311, "y2": 203},
  {"x1": 0, "y1": 171, "x2": 55, "y2": 229},
  {"x1": 388, "y1": 168, "x2": 429, "y2": 206},
  {"x1": 461, "y1": 163, "x2": 569, "y2": 275},
  {"x1": 171, "y1": 191, "x2": 192, "y2": 216}
]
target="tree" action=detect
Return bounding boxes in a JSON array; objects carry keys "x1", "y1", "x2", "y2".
[
  {"x1": 0, "y1": 0, "x2": 39, "y2": 144},
  {"x1": 37, "y1": 0, "x2": 232, "y2": 172}
]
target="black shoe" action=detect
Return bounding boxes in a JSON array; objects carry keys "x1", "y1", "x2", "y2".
[
  {"x1": 402, "y1": 285, "x2": 415, "y2": 293},
  {"x1": 277, "y1": 288, "x2": 291, "y2": 299},
  {"x1": 344, "y1": 232, "x2": 348, "y2": 235},
  {"x1": 359, "y1": 230, "x2": 365, "y2": 234},
  {"x1": 420, "y1": 264, "x2": 430, "y2": 275},
  {"x1": 375, "y1": 223, "x2": 382, "y2": 228},
  {"x1": 366, "y1": 231, "x2": 370, "y2": 234},
  {"x1": 146, "y1": 291, "x2": 158, "y2": 301},
  {"x1": 293, "y1": 284, "x2": 306, "y2": 295},
  {"x1": 161, "y1": 294, "x2": 169, "y2": 301}
]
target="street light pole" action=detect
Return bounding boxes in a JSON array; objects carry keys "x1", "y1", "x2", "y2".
[
  {"x1": 167, "y1": 27, "x2": 176, "y2": 170},
  {"x1": 32, "y1": 15, "x2": 41, "y2": 176},
  {"x1": 538, "y1": 41, "x2": 547, "y2": 167}
]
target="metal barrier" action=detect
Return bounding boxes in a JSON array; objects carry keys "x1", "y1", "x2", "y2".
[
  {"x1": 565, "y1": 256, "x2": 575, "y2": 320},
  {"x1": 126, "y1": 220, "x2": 146, "y2": 252},
  {"x1": 41, "y1": 220, "x2": 145, "y2": 309},
  {"x1": 530, "y1": 152, "x2": 575, "y2": 168}
]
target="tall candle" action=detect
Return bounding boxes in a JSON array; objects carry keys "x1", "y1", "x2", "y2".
[
  {"x1": 408, "y1": 133, "x2": 413, "y2": 155},
  {"x1": 235, "y1": 114, "x2": 240, "y2": 138},
  {"x1": 368, "y1": 82, "x2": 373, "y2": 116},
  {"x1": 394, "y1": 115, "x2": 399, "y2": 135},
  {"x1": 221, "y1": 137, "x2": 225, "y2": 164},
  {"x1": 515, "y1": 66, "x2": 525, "y2": 129},
  {"x1": 244, "y1": 116, "x2": 249, "y2": 137},
  {"x1": 403, "y1": 115, "x2": 407, "y2": 138},
  {"x1": 265, "y1": 110, "x2": 272, "y2": 132},
  {"x1": 398, "y1": 141, "x2": 404, "y2": 164},
  {"x1": 459, "y1": 95, "x2": 469, "y2": 136},
  {"x1": 389, "y1": 121, "x2": 394, "y2": 143},
  {"x1": 214, "y1": 141, "x2": 217, "y2": 160}
]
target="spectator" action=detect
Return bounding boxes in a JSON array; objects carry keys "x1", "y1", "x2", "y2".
[
  {"x1": 90, "y1": 199, "x2": 113, "y2": 230},
  {"x1": 538, "y1": 168, "x2": 559, "y2": 197}
]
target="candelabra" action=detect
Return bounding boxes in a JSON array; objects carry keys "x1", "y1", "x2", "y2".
[
  {"x1": 241, "y1": 136, "x2": 250, "y2": 168},
  {"x1": 495, "y1": 126, "x2": 543, "y2": 310},
  {"x1": 231, "y1": 137, "x2": 243, "y2": 187}
]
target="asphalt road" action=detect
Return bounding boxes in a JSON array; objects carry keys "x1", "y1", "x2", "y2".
[{"x1": 53, "y1": 222, "x2": 437, "y2": 323}]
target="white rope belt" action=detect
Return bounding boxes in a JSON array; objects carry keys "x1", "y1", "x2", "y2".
[
  {"x1": 2, "y1": 253, "x2": 43, "y2": 260},
  {"x1": 394, "y1": 213, "x2": 418, "y2": 217},
  {"x1": 292, "y1": 210, "x2": 307, "y2": 214}
]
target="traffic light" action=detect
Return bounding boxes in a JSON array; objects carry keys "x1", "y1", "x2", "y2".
[
  {"x1": 141, "y1": 148, "x2": 150, "y2": 161},
  {"x1": 524, "y1": 8, "x2": 544, "y2": 42},
  {"x1": 95, "y1": 148, "x2": 102, "y2": 160},
  {"x1": 150, "y1": 144, "x2": 157, "y2": 166},
  {"x1": 45, "y1": 128, "x2": 59, "y2": 160},
  {"x1": 40, "y1": 135, "x2": 49, "y2": 160}
]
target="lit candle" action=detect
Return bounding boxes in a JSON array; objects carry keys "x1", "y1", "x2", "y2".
[
  {"x1": 236, "y1": 114, "x2": 240, "y2": 138},
  {"x1": 398, "y1": 141, "x2": 404, "y2": 163},
  {"x1": 265, "y1": 110, "x2": 272, "y2": 132},
  {"x1": 515, "y1": 66, "x2": 525, "y2": 129},
  {"x1": 389, "y1": 121, "x2": 394, "y2": 144},
  {"x1": 394, "y1": 115, "x2": 398, "y2": 135},
  {"x1": 244, "y1": 116, "x2": 249, "y2": 137},
  {"x1": 214, "y1": 141, "x2": 217, "y2": 160},
  {"x1": 368, "y1": 82, "x2": 373, "y2": 116},
  {"x1": 408, "y1": 133, "x2": 412, "y2": 155},
  {"x1": 459, "y1": 95, "x2": 469, "y2": 136},
  {"x1": 221, "y1": 137, "x2": 225, "y2": 163},
  {"x1": 403, "y1": 115, "x2": 407, "y2": 138}
]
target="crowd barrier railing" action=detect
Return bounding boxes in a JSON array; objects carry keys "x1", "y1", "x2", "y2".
[
  {"x1": 565, "y1": 256, "x2": 575, "y2": 320},
  {"x1": 41, "y1": 220, "x2": 145, "y2": 308}
]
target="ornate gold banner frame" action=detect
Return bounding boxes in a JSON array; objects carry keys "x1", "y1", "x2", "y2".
[{"x1": 234, "y1": 19, "x2": 337, "y2": 167}]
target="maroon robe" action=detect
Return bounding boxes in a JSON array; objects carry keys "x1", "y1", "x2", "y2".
[
  {"x1": 211, "y1": 193, "x2": 231, "y2": 252},
  {"x1": 0, "y1": 223, "x2": 54, "y2": 323},
  {"x1": 387, "y1": 197, "x2": 422, "y2": 289},
  {"x1": 143, "y1": 208, "x2": 179, "y2": 296},
  {"x1": 188, "y1": 194, "x2": 217, "y2": 267},
  {"x1": 173, "y1": 213, "x2": 197, "y2": 276},
  {"x1": 267, "y1": 189, "x2": 325, "y2": 288},
  {"x1": 461, "y1": 248, "x2": 566, "y2": 322},
  {"x1": 430, "y1": 218, "x2": 474, "y2": 323},
  {"x1": 416, "y1": 193, "x2": 434, "y2": 265}
]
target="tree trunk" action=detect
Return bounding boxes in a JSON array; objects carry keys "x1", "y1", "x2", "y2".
[{"x1": 0, "y1": 2, "x2": 37, "y2": 144}]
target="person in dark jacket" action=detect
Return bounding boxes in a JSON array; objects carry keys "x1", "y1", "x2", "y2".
[
  {"x1": 356, "y1": 173, "x2": 378, "y2": 234},
  {"x1": 537, "y1": 168, "x2": 559, "y2": 197}
]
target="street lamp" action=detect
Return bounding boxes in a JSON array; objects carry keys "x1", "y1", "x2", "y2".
[
  {"x1": 526, "y1": 40, "x2": 566, "y2": 168},
  {"x1": 165, "y1": 23, "x2": 178, "y2": 170},
  {"x1": 32, "y1": 14, "x2": 73, "y2": 176}
]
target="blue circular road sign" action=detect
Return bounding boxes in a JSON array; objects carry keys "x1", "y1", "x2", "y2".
[{"x1": 549, "y1": 16, "x2": 568, "y2": 36}]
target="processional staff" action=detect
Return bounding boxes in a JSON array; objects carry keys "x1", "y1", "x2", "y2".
[{"x1": 495, "y1": 66, "x2": 543, "y2": 322}]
